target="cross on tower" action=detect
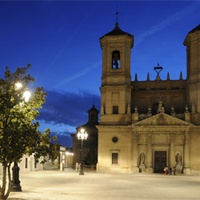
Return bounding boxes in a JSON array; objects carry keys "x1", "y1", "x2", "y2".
[{"x1": 115, "y1": 7, "x2": 119, "y2": 23}]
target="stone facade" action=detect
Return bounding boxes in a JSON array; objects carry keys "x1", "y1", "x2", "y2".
[{"x1": 97, "y1": 23, "x2": 200, "y2": 174}]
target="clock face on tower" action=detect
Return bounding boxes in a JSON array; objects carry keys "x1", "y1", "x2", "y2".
[{"x1": 112, "y1": 50, "x2": 120, "y2": 69}]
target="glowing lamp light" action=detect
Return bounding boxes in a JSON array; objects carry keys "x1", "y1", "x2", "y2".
[
  {"x1": 66, "y1": 152, "x2": 74, "y2": 156},
  {"x1": 23, "y1": 91, "x2": 31, "y2": 102},
  {"x1": 15, "y1": 82, "x2": 31, "y2": 102},
  {"x1": 77, "y1": 128, "x2": 88, "y2": 140},
  {"x1": 15, "y1": 82, "x2": 22, "y2": 90}
]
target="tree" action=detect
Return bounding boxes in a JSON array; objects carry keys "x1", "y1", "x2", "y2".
[{"x1": 0, "y1": 65, "x2": 59, "y2": 200}]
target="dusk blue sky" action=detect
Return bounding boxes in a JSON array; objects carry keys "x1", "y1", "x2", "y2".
[{"x1": 1, "y1": 1, "x2": 200, "y2": 147}]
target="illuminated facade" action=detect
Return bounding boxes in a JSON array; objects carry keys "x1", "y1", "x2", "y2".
[{"x1": 97, "y1": 23, "x2": 200, "y2": 174}]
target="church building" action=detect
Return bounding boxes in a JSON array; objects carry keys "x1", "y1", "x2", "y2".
[
  {"x1": 72, "y1": 105, "x2": 99, "y2": 169},
  {"x1": 97, "y1": 22, "x2": 200, "y2": 174}
]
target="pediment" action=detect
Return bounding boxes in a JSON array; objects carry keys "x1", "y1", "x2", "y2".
[{"x1": 133, "y1": 113, "x2": 192, "y2": 126}]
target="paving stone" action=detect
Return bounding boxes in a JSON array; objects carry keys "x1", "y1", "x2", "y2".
[{"x1": 8, "y1": 170, "x2": 200, "y2": 200}]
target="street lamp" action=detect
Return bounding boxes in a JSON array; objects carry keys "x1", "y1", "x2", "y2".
[
  {"x1": 15, "y1": 82, "x2": 31, "y2": 102},
  {"x1": 77, "y1": 128, "x2": 88, "y2": 175},
  {"x1": 11, "y1": 82, "x2": 31, "y2": 191}
]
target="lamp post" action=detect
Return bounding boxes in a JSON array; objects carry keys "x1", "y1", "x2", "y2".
[
  {"x1": 11, "y1": 82, "x2": 31, "y2": 191},
  {"x1": 77, "y1": 128, "x2": 88, "y2": 175},
  {"x1": 11, "y1": 161, "x2": 22, "y2": 191}
]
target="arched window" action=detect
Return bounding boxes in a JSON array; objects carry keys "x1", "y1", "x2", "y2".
[{"x1": 112, "y1": 50, "x2": 120, "y2": 69}]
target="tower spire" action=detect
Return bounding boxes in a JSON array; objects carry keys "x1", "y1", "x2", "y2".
[{"x1": 92, "y1": 96, "x2": 95, "y2": 107}]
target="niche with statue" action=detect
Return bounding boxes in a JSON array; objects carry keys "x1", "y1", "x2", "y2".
[{"x1": 139, "y1": 152, "x2": 146, "y2": 173}]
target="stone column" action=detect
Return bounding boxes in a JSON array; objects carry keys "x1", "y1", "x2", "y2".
[
  {"x1": 146, "y1": 134, "x2": 153, "y2": 173},
  {"x1": 132, "y1": 132, "x2": 139, "y2": 173},
  {"x1": 183, "y1": 132, "x2": 191, "y2": 174},
  {"x1": 169, "y1": 135, "x2": 175, "y2": 168}
]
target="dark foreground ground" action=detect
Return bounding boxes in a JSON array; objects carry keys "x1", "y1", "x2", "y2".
[{"x1": 8, "y1": 169, "x2": 200, "y2": 200}]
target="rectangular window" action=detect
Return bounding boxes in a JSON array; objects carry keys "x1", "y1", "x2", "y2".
[
  {"x1": 112, "y1": 153, "x2": 118, "y2": 164},
  {"x1": 113, "y1": 106, "x2": 118, "y2": 114}
]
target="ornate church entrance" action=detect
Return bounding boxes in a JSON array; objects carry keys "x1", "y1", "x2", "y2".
[{"x1": 154, "y1": 151, "x2": 166, "y2": 173}]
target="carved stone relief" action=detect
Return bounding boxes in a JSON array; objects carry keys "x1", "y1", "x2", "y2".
[{"x1": 152, "y1": 134, "x2": 169, "y2": 145}]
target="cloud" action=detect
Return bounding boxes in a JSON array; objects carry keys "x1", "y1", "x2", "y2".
[
  {"x1": 37, "y1": 89, "x2": 100, "y2": 128},
  {"x1": 36, "y1": 89, "x2": 100, "y2": 147},
  {"x1": 51, "y1": 132, "x2": 73, "y2": 147},
  {"x1": 38, "y1": 120, "x2": 75, "y2": 134}
]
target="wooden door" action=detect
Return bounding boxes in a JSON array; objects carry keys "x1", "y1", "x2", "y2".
[{"x1": 154, "y1": 151, "x2": 166, "y2": 173}]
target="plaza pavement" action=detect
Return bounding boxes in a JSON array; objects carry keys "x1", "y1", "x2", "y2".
[{"x1": 8, "y1": 169, "x2": 200, "y2": 200}]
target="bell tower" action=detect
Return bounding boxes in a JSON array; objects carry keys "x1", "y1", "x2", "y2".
[
  {"x1": 99, "y1": 22, "x2": 134, "y2": 124},
  {"x1": 184, "y1": 24, "x2": 200, "y2": 114}
]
